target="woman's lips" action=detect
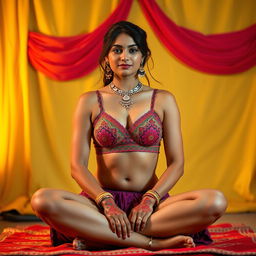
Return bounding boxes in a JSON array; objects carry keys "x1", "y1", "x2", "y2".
[{"x1": 118, "y1": 64, "x2": 131, "y2": 69}]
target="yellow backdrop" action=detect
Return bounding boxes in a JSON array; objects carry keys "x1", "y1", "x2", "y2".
[{"x1": 1, "y1": 0, "x2": 256, "y2": 214}]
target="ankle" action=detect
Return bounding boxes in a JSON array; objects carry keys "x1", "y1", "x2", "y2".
[
  {"x1": 147, "y1": 237, "x2": 161, "y2": 251},
  {"x1": 148, "y1": 237, "x2": 153, "y2": 250}
]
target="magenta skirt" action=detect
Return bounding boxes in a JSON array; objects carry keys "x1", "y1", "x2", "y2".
[{"x1": 50, "y1": 189, "x2": 212, "y2": 246}]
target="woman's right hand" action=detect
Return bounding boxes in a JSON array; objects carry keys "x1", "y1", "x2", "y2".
[{"x1": 101, "y1": 197, "x2": 131, "y2": 239}]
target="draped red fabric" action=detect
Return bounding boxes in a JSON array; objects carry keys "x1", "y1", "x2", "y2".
[
  {"x1": 139, "y1": 0, "x2": 256, "y2": 74},
  {"x1": 28, "y1": 0, "x2": 256, "y2": 80},
  {"x1": 28, "y1": 0, "x2": 133, "y2": 81}
]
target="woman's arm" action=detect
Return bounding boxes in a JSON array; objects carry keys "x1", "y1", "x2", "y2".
[
  {"x1": 70, "y1": 91, "x2": 131, "y2": 239},
  {"x1": 70, "y1": 91, "x2": 105, "y2": 199},
  {"x1": 129, "y1": 90, "x2": 184, "y2": 231},
  {"x1": 152, "y1": 90, "x2": 184, "y2": 197}
]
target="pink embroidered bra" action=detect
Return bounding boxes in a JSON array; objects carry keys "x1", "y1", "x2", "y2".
[{"x1": 92, "y1": 89, "x2": 162, "y2": 154}]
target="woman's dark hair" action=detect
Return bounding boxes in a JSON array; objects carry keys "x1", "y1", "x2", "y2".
[{"x1": 99, "y1": 21, "x2": 152, "y2": 86}]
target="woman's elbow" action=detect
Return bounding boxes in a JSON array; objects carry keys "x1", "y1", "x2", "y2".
[
  {"x1": 179, "y1": 165, "x2": 184, "y2": 177},
  {"x1": 176, "y1": 160, "x2": 184, "y2": 177},
  {"x1": 70, "y1": 162, "x2": 83, "y2": 179},
  {"x1": 167, "y1": 158, "x2": 184, "y2": 176}
]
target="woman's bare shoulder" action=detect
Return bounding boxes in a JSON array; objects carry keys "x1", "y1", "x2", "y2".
[
  {"x1": 155, "y1": 89, "x2": 177, "y2": 106},
  {"x1": 78, "y1": 90, "x2": 98, "y2": 104},
  {"x1": 75, "y1": 90, "x2": 100, "y2": 115},
  {"x1": 79, "y1": 90, "x2": 98, "y2": 99}
]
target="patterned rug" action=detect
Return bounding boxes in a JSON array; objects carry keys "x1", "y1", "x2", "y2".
[{"x1": 0, "y1": 223, "x2": 256, "y2": 256}]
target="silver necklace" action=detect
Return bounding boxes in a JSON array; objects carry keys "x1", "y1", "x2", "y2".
[{"x1": 109, "y1": 82, "x2": 142, "y2": 109}]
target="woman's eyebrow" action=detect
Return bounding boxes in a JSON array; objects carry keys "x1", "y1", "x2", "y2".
[{"x1": 112, "y1": 44, "x2": 138, "y2": 48}]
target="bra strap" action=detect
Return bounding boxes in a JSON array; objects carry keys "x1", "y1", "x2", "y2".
[
  {"x1": 150, "y1": 89, "x2": 157, "y2": 110},
  {"x1": 96, "y1": 90, "x2": 104, "y2": 112}
]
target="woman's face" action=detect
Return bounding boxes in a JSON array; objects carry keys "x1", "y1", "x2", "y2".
[{"x1": 106, "y1": 33, "x2": 143, "y2": 79}]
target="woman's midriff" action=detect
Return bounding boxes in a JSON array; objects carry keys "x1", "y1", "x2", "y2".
[{"x1": 96, "y1": 152, "x2": 159, "y2": 192}]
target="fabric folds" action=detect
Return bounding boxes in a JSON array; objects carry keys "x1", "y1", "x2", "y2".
[
  {"x1": 139, "y1": 0, "x2": 256, "y2": 74},
  {"x1": 28, "y1": 0, "x2": 133, "y2": 80},
  {"x1": 28, "y1": 0, "x2": 256, "y2": 80}
]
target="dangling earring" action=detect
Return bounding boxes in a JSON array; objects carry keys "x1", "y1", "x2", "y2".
[
  {"x1": 105, "y1": 62, "x2": 113, "y2": 80},
  {"x1": 138, "y1": 64, "x2": 145, "y2": 77}
]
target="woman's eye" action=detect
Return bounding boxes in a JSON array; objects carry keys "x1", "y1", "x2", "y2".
[
  {"x1": 113, "y1": 48, "x2": 122, "y2": 54},
  {"x1": 129, "y1": 48, "x2": 138, "y2": 54}
]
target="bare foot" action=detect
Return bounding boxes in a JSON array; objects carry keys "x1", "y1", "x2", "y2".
[
  {"x1": 73, "y1": 235, "x2": 195, "y2": 251},
  {"x1": 73, "y1": 237, "x2": 88, "y2": 250},
  {"x1": 152, "y1": 235, "x2": 195, "y2": 250},
  {"x1": 73, "y1": 237, "x2": 122, "y2": 251}
]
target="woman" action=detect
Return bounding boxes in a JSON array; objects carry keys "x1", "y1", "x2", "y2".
[{"x1": 31, "y1": 21, "x2": 227, "y2": 251}]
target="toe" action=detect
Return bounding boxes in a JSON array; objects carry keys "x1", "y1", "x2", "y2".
[{"x1": 185, "y1": 237, "x2": 195, "y2": 248}]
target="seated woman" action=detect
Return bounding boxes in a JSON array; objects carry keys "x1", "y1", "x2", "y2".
[{"x1": 31, "y1": 21, "x2": 227, "y2": 251}]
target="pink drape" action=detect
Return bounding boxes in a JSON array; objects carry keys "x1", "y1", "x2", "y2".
[
  {"x1": 139, "y1": 0, "x2": 256, "y2": 74},
  {"x1": 28, "y1": 0, "x2": 133, "y2": 81}
]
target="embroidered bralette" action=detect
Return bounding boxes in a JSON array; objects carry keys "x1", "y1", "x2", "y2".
[{"x1": 92, "y1": 89, "x2": 162, "y2": 154}]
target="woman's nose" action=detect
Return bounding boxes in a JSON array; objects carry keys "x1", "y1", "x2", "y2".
[{"x1": 121, "y1": 50, "x2": 129, "y2": 61}]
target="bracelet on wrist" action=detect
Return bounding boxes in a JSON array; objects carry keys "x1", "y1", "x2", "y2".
[
  {"x1": 143, "y1": 189, "x2": 161, "y2": 205},
  {"x1": 143, "y1": 193, "x2": 157, "y2": 203},
  {"x1": 95, "y1": 192, "x2": 114, "y2": 206}
]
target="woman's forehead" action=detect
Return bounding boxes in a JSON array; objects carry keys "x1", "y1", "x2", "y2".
[{"x1": 112, "y1": 33, "x2": 136, "y2": 47}]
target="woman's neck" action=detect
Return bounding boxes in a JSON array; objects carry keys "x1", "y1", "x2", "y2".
[{"x1": 112, "y1": 76, "x2": 139, "y2": 91}]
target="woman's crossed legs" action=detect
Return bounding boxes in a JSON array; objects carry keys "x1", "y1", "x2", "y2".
[{"x1": 31, "y1": 188, "x2": 227, "y2": 250}]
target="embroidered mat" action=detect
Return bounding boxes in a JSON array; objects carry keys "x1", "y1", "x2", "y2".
[{"x1": 0, "y1": 223, "x2": 256, "y2": 256}]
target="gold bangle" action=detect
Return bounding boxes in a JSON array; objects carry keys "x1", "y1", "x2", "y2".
[
  {"x1": 96, "y1": 194, "x2": 113, "y2": 206},
  {"x1": 95, "y1": 192, "x2": 112, "y2": 203},
  {"x1": 151, "y1": 189, "x2": 161, "y2": 199},
  {"x1": 97, "y1": 195, "x2": 113, "y2": 206},
  {"x1": 143, "y1": 190, "x2": 161, "y2": 205},
  {"x1": 148, "y1": 189, "x2": 161, "y2": 201},
  {"x1": 95, "y1": 192, "x2": 113, "y2": 206}
]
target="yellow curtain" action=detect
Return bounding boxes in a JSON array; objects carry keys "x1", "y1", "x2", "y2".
[
  {"x1": 0, "y1": 0, "x2": 31, "y2": 212},
  {"x1": 1, "y1": 0, "x2": 255, "y2": 214}
]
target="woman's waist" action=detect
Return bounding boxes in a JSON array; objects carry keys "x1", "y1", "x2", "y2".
[
  {"x1": 96, "y1": 170, "x2": 158, "y2": 192},
  {"x1": 96, "y1": 151, "x2": 158, "y2": 171}
]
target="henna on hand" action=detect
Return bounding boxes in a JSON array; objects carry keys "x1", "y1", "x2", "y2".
[
  {"x1": 101, "y1": 197, "x2": 131, "y2": 239},
  {"x1": 129, "y1": 196, "x2": 155, "y2": 232}
]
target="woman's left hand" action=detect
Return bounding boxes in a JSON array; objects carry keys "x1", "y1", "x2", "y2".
[{"x1": 129, "y1": 196, "x2": 156, "y2": 232}]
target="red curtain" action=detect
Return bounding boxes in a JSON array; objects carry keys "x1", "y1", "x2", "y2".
[
  {"x1": 28, "y1": 0, "x2": 256, "y2": 80},
  {"x1": 139, "y1": 0, "x2": 256, "y2": 75},
  {"x1": 28, "y1": 0, "x2": 133, "y2": 81}
]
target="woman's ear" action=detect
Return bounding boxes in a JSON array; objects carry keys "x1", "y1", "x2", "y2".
[{"x1": 104, "y1": 57, "x2": 109, "y2": 64}]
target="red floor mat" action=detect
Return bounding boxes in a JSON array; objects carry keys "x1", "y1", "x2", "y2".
[{"x1": 0, "y1": 223, "x2": 256, "y2": 255}]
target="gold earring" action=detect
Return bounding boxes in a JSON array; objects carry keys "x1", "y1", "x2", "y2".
[
  {"x1": 105, "y1": 62, "x2": 113, "y2": 80},
  {"x1": 138, "y1": 64, "x2": 145, "y2": 77}
]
